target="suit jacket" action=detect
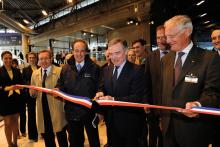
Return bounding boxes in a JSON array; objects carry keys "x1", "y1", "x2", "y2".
[
  {"x1": 99, "y1": 61, "x2": 147, "y2": 138},
  {"x1": 145, "y1": 49, "x2": 162, "y2": 105},
  {"x1": 161, "y1": 46, "x2": 220, "y2": 145},
  {"x1": 22, "y1": 65, "x2": 39, "y2": 97},
  {"x1": 30, "y1": 65, "x2": 67, "y2": 133},
  {"x1": 56, "y1": 56, "x2": 100, "y2": 121},
  {"x1": 0, "y1": 66, "x2": 24, "y2": 115}
]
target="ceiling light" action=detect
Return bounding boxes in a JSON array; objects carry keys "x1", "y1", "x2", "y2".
[
  {"x1": 196, "y1": 0, "x2": 205, "y2": 6},
  {"x1": 206, "y1": 23, "x2": 216, "y2": 28},
  {"x1": 42, "y1": 10, "x2": 48, "y2": 16},
  {"x1": 199, "y1": 13, "x2": 207, "y2": 17},
  {"x1": 83, "y1": 32, "x2": 87, "y2": 36},
  {"x1": 127, "y1": 21, "x2": 130, "y2": 25},
  {"x1": 100, "y1": 25, "x2": 115, "y2": 30},
  {"x1": 91, "y1": 34, "x2": 94, "y2": 37},
  {"x1": 23, "y1": 19, "x2": 30, "y2": 24},
  {"x1": 0, "y1": 0, "x2": 2, "y2": 2},
  {"x1": 67, "y1": 0, "x2": 73, "y2": 2},
  {"x1": 204, "y1": 20, "x2": 210, "y2": 24},
  {"x1": 130, "y1": 20, "x2": 134, "y2": 24}
]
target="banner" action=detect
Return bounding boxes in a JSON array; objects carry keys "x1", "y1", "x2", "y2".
[{"x1": 16, "y1": 84, "x2": 220, "y2": 116}]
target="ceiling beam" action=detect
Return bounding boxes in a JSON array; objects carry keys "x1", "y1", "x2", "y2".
[
  {"x1": 0, "y1": 12, "x2": 37, "y2": 35},
  {"x1": 30, "y1": 0, "x2": 150, "y2": 44}
]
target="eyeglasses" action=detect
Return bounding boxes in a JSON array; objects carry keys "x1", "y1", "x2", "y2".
[{"x1": 166, "y1": 27, "x2": 186, "y2": 39}]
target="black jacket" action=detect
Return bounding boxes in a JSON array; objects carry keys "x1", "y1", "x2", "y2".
[
  {"x1": 0, "y1": 66, "x2": 24, "y2": 115},
  {"x1": 56, "y1": 56, "x2": 101, "y2": 121},
  {"x1": 98, "y1": 61, "x2": 147, "y2": 137},
  {"x1": 22, "y1": 65, "x2": 40, "y2": 98},
  {"x1": 161, "y1": 46, "x2": 220, "y2": 145}
]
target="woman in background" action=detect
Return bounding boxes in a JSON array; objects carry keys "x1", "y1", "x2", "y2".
[{"x1": 0, "y1": 51, "x2": 23, "y2": 147}]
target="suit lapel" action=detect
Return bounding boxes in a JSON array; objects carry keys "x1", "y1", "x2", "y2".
[
  {"x1": 174, "y1": 46, "x2": 198, "y2": 87},
  {"x1": 111, "y1": 61, "x2": 128, "y2": 94},
  {"x1": 2, "y1": 66, "x2": 13, "y2": 82},
  {"x1": 107, "y1": 64, "x2": 114, "y2": 93},
  {"x1": 166, "y1": 52, "x2": 175, "y2": 87},
  {"x1": 116, "y1": 61, "x2": 129, "y2": 86},
  {"x1": 36, "y1": 68, "x2": 42, "y2": 86}
]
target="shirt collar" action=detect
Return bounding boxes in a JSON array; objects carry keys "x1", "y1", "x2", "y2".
[
  {"x1": 42, "y1": 65, "x2": 52, "y2": 76},
  {"x1": 115, "y1": 60, "x2": 126, "y2": 69},
  {"x1": 75, "y1": 61, "x2": 85, "y2": 68},
  {"x1": 177, "y1": 41, "x2": 193, "y2": 55}
]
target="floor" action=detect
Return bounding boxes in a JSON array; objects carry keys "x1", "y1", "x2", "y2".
[{"x1": 0, "y1": 120, "x2": 107, "y2": 147}]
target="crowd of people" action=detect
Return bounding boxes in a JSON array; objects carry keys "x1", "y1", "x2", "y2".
[{"x1": 0, "y1": 14, "x2": 220, "y2": 147}]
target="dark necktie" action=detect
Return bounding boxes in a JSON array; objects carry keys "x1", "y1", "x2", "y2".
[
  {"x1": 162, "y1": 51, "x2": 168, "y2": 55},
  {"x1": 112, "y1": 66, "x2": 119, "y2": 88},
  {"x1": 174, "y1": 52, "x2": 185, "y2": 85},
  {"x1": 41, "y1": 69, "x2": 53, "y2": 133},
  {"x1": 42, "y1": 70, "x2": 47, "y2": 87}
]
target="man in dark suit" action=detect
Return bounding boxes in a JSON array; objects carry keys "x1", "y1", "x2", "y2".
[
  {"x1": 95, "y1": 38, "x2": 148, "y2": 147},
  {"x1": 161, "y1": 15, "x2": 220, "y2": 147},
  {"x1": 211, "y1": 28, "x2": 220, "y2": 55},
  {"x1": 145, "y1": 25, "x2": 169, "y2": 147},
  {"x1": 22, "y1": 52, "x2": 39, "y2": 142},
  {"x1": 56, "y1": 39, "x2": 100, "y2": 147},
  {"x1": 210, "y1": 28, "x2": 220, "y2": 147}
]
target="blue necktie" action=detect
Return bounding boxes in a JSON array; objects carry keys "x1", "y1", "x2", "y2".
[{"x1": 76, "y1": 64, "x2": 81, "y2": 72}]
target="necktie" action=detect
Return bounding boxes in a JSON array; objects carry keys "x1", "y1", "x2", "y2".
[
  {"x1": 76, "y1": 64, "x2": 81, "y2": 72},
  {"x1": 162, "y1": 51, "x2": 168, "y2": 55},
  {"x1": 174, "y1": 52, "x2": 185, "y2": 85},
  {"x1": 42, "y1": 69, "x2": 47, "y2": 87},
  {"x1": 112, "y1": 66, "x2": 119, "y2": 88},
  {"x1": 41, "y1": 69, "x2": 53, "y2": 133}
]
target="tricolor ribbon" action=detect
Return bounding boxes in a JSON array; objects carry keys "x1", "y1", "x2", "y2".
[{"x1": 15, "y1": 84, "x2": 220, "y2": 116}]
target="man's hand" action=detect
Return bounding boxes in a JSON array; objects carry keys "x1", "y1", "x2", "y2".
[
  {"x1": 30, "y1": 90, "x2": 38, "y2": 98},
  {"x1": 179, "y1": 102, "x2": 200, "y2": 118},
  {"x1": 144, "y1": 107, "x2": 150, "y2": 114},
  {"x1": 94, "y1": 92, "x2": 104, "y2": 100},
  {"x1": 98, "y1": 95, "x2": 114, "y2": 100},
  {"x1": 51, "y1": 88, "x2": 59, "y2": 97}
]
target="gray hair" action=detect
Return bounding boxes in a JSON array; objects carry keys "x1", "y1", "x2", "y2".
[{"x1": 164, "y1": 15, "x2": 193, "y2": 34}]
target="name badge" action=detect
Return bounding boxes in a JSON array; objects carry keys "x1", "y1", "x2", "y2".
[
  {"x1": 185, "y1": 74, "x2": 198, "y2": 83},
  {"x1": 84, "y1": 73, "x2": 91, "y2": 78}
]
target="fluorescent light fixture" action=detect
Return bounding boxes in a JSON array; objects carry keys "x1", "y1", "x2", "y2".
[
  {"x1": 23, "y1": 19, "x2": 30, "y2": 24},
  {"x1": 206, "y1": 23, "x2": 216, "y2": 28},
  {"x1": 100, "y1": 25, "x2": 115, "y2": 30},
  {"x1": 196, "y1": 0, "x2": 205, "y2": 6},
  {"x1": 204, "y1": 20, "x2": 210, "y2": 24},
  {"x1": 42, "y1": 10, "x2": 48, "y2": 16},
  {"x1": 199, "y1": 13, "x2": 207, "y2": 17}
]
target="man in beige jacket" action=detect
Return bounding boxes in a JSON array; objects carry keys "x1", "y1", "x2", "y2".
[{"x1": 30, "y1": 50, "x2": 67, "y2": 147}]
